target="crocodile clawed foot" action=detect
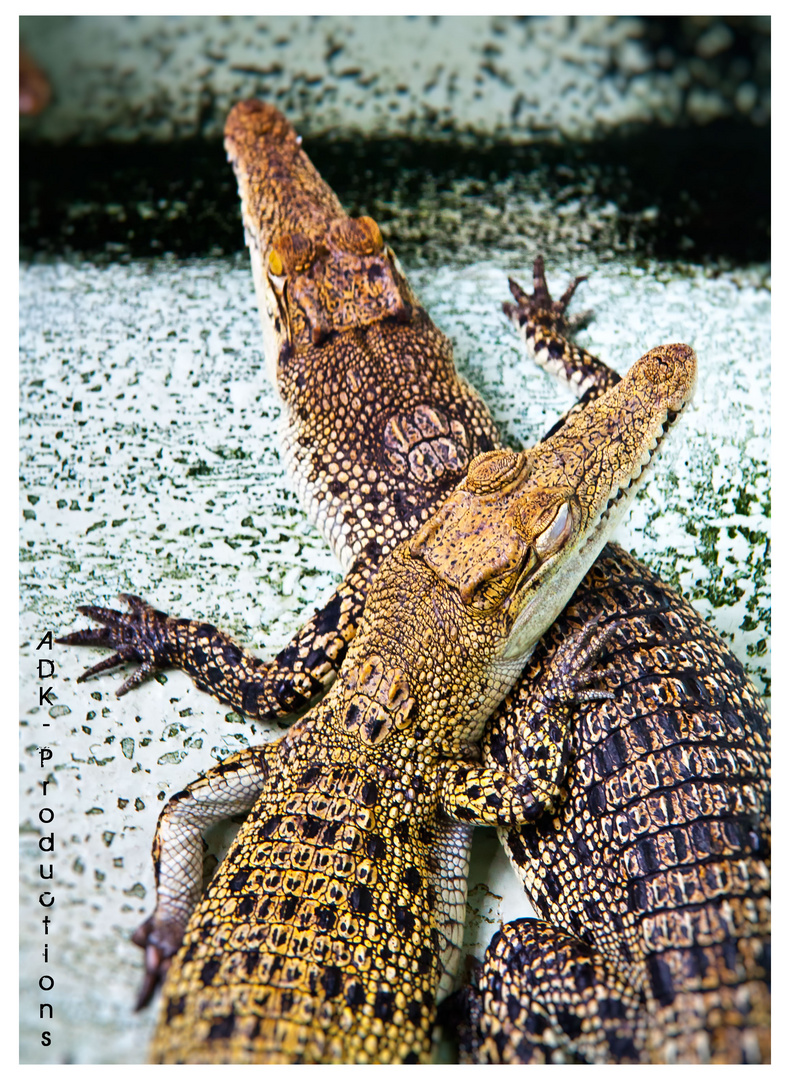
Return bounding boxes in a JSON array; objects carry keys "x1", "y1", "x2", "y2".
[
  {"x1": 132, "y1": 915, "x2": 183, "y2": 1010},
  {"x1": 503, "y1": 255, "x2": 589, "y2": 337},
  {"x1": 544, "y1": 615, "x2": 619, "y2": 706},
  {"x1": 57, "y1": 594, "x2": 172, "y2": 696}
]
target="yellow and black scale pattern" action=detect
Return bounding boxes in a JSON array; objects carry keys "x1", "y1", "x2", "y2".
[
  {"x1": 459, "y1": 545, "x2": 770, "y2": 1064},
  {"x1": 139, "y1": 336, "x2": 697, "y2": 1062},
  {"x1": 60, "y1": 104, "x2": 769, "y2": 1062},
  {"x1": 144, "y1": 546, "x2": 489, "y2": 1063},
  {"x1": 454, "y1": 263, "x2": 770, "y2": 1064},
  {"x1": 145, "y1": 573, "x2": 478, "y2": 1061}
]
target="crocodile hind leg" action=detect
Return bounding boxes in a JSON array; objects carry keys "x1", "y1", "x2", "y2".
[
  {"x1": 459, "y1": 920, "x2": 646, "y2": 1063},
  {"x1": 131, "y1": 741, "x2": 280, "y2": 1007},
  {"x1": 57, "y1": 563, "x2": 371, "y2": 724}
]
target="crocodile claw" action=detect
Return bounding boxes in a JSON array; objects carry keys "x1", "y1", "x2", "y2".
[
  {"x1": 75, "y1": 651, "x2": 133, "y2": 682},
  {"x1": 132, "y1": 915, "x2": 182, "y2": 1011},
  {"x1": 134, "y1": 944, "x2": 170, "y2": 1012},
  {"x1": 57, "y1": 593, "x2": 172, "y2": 696},
  {"x1": 543, "y1": 614, "x2": 619, "y2": 706},
  {"x1": 503, "y1": 256, "x2": 590, "y2": 334}
]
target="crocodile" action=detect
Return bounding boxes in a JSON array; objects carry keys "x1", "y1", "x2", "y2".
[
  {"x1": 58, "y1": 102, "x2": 767, "y2": 1061},
  {"x1": 132, "y1": 346, "x2": 695, "y2": 1063},
  {"x1": 59, "y1": 100, "x2": 502, "y2": 722},
  {"x1": 453, "y1": 270, "x2": 771, "y2": 1065}
]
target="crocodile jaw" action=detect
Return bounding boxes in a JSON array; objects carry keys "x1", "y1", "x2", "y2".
[{"x1": 504, "y1": 342, "x2": 697, "y2": 660}]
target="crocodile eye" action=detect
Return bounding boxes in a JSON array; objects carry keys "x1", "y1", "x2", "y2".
[
  {"x1": 267, "y1": 250, "x2": 287, "y2": 297},
  {"x1": 533, "y1": 502, "x2": 572, "y2": 559},
  {"x1": 356, "y1": 216, "x2": 384, "y2": 254},
  {"x1": 268, "y1": 249, "x2": 284, "y2": 276},
  {"x1": 330, "y1": 215, "x2": 385, "y2": 256}
]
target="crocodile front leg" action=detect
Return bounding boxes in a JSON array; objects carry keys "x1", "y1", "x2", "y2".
[
  {"x1": 504, "y1": 255, "x2": 621, "y2": 437},
  {"x1": 501, "y1": 255, "x2": 627, "y2": 443},
  {"x1": 58, "y1": 564, "x2": 370, "y2": 722},
  {"x1": 440, "y1": 619, "x2": 615, "y2": 827}
]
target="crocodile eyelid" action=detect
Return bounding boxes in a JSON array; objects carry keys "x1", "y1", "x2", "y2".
[
  {"x1": 466, "y1": 450, "x2": 528, "y2": 495},
  {"x1": 356, "y1": 216, "x2": 384, "y2": 253},
  {"x1": 330, "y1": 216, "x2": 385, "y2": 256},
  {"x1": 533, "y1": 502, "x2": 572, "y2": 559}
]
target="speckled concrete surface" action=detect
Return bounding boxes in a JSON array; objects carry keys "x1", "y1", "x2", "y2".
[
  {"x1": 20, "y1": 15, "x2": 769, "y2": 145},
  {"x1": 20, "y1": 247, "x2": 769, "y2": 1062}
]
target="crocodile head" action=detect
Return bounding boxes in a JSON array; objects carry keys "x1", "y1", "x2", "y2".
[
  {"x1": 410, "y1": 342, "x2": 697, "y2": 663},
  {"x1": 224, "y1": 100, "x2": 414, "y2": 378}
]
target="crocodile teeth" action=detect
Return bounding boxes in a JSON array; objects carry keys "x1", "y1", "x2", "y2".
[{"x1": 584, "y1": 402, "x2": 684, "y2": 557}]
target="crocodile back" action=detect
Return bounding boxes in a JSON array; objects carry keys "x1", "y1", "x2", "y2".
[
  {"x1": 150, "y1": 736, "x2": 471, "y2": 1064},
  {"x1": 480, "y1": 542, "x2": 770, "y2": 1063}
]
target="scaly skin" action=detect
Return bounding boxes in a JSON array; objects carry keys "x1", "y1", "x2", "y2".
[
  {"x1": 457, "y1": 266, "x2": 770, "y2": 1065},
  {"x1": 144, "y1": 348, "x2": 695, "y2": 1062},
  {"x1": 58, "y1": 103, "x2": 767, "y2": 1061},
  {"x1": 60, "y1": 100, "x2": 500, "y2": 721}
]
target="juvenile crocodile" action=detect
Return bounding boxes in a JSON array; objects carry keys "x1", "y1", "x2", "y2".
[
  {"x1": 135, "y1": 347, "x2": 695, "y2": 1062},
  {"x1": 59, "y1": 103, "x2": 767, "y2": 1061},
  {"x1": 455, "y1": 267, "x2": 771, "y2": 1065},
  {"x1": 60, "y1": 100, "x2": 501, "y2": 722}
]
